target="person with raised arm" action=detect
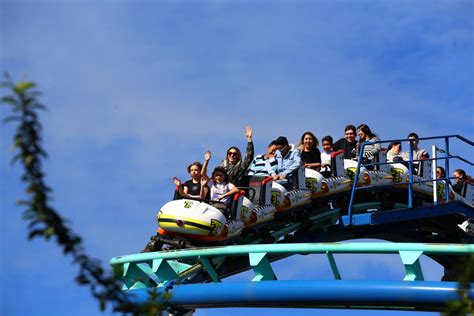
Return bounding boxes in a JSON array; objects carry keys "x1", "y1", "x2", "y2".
[
  {"x1": 221, "y1": 125, "x2": 254, "y2": 186},
  {"x1": 201, "y1": 150, "x2": 239, "y2": 204},
  {"x1": 172, "y1": 156, "x2": 210, "y2": 199}
]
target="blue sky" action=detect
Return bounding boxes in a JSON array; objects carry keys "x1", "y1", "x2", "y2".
[{"x1": 1, "y1": 0, "x2": 473, "y2": 315}]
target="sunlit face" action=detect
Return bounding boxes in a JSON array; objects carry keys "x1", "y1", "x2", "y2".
[
  {"x1": 189, "y1": 165, "x2": 201, "y2": 180},
  {"x1": 345, "y1": 130, "x2": 355, "y2": 143},
  {"x1": 213, "y1": 171, "x2": 225, "y2": 183},
  {"x1": 303, "y1": 134, "x2": 314, "y2": 150},
  {"x1": 227, "y1": 149, "x2": 240, "y2": 164},
  {"x1": 322, "y1": 140, "x2": 332, "y2": 153},
  {"x1": 357, "y1": 129, "x2": 366, "y2": 140}
]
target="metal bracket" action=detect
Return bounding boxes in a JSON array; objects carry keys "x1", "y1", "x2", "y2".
[
  {"x1": 326, "y1": 251, "x2": 341, "y2": 280},
  {"x1": 199, "y1": 256, "x2": 220, "y2": 283},
  {"x1": 249, "y1": 252, "x2": 276, "y2": 281},
  {"x1": 399, "y1": 251, "x2": 424, "y2": 281}
]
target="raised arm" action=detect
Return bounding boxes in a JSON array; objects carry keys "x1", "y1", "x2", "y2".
[
  {"x1": 201, "y1": 150, "x2": 212, "y2": 178},
  {"x1": 241, "y1": 125, "x2": 255, "y2": 170},
  {"x1": 172, "y1": 177, "x2": 186, "y2": 197},
  {"x1": 199, "y1": 175, "x2": 209, "y2": 200}
]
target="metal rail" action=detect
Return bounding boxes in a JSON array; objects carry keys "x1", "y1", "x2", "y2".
[
  {"x1": 111, "y1": 242, "x2": 474, "y2": 313},
  {"x1": 346, "y1": 134, "x2": 473, "y2": 225}
]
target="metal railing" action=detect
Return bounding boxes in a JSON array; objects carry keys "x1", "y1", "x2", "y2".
[
  {"x1": 346, "y1": 135, "x2": 473, "y2": 226},
  {"x1": 110, "y1": 242, "x2": 474, "y2": 312}
]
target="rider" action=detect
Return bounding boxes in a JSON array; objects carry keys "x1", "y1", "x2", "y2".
[
  {"x1": 401, "y1": 132, "x2": 429, "y2": 174},
  {"x1": 272, "y1": 136, "x2": 302, "y2": 188},
  {"x1": 172, "y1": 159, "x2": 210, "y2": 199},
  {"x1": 221, "y1": 125, "x2": 254, "y2": 186},
  {"x1": 333, "y1": 124, "x2": 357, "y2": 160},
  {"x1": 201, "y1": 150, "x2": 239, "y2": 206},
  {"x1": 247, "y1": 141, "x2": 278, "y2": 177},
  {"x1": 298, "y1": 131, "x2": 322, "y2": 170}
]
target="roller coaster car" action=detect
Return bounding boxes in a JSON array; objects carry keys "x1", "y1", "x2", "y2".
[
  {"x1": 156, "y1": 189, "x2": 250, "y2": 242},
  {"x1": 154, "y1": 152, "x2": 359, "y2": 247},
  {"x1": 306, "y1": 150, "x2": 353, "y2": 198},
  {"x1": 155, "y1": 168, "x2": 318, "y2": 245}
]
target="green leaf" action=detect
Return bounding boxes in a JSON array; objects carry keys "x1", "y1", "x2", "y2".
[
  {"x1": 14, "y1": 81, "x2": 36, "y2": 94},
  {"x1": 1, "y1": 95, "x2": 18, "y2": 106}
]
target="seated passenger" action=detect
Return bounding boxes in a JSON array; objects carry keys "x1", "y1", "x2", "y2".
[
  {"x1": 298, "y1": 131, "x2": 321, "y2": 170},
  {"x1": 272, "y1": 136, "x2": 302, "y2": 187},
  {"x1": 172, "y1": 159, "x2": 210, "y2": 199},
  {"x1": 333, "y1": 124, "x2": 357, "y2": 160},
  {"x1": 436, "y1": 166, "x2": 446, "y2": 179},
  {"x1": 401, "y1": 132, "x2": 429, "y2": 174},
  {"x1": 221, "y1": 125, "x2": 254, "y2": 186},
  {"x1": 247, "y1": 141, "x2": 278, "y2": 177},
  {"x1": 353, "y1": 124, "x2": 381, "y2": 170},
  {"x1": 453, "y1": 169, "x2": 472, "y2": 195},
  {"x1": 201, "y1": 151, "x2": 239, "y2": 204},
  {"x1": 387, "y1": 141, "x2": 408, "y2": 169},
  {"x1": 320, "y1": 135, "x2": 334, "y2": 178}
]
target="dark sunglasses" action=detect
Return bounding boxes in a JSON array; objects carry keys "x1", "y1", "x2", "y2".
[{"x1": 228, "y1": 151, "x2": 239, "y2": 157}]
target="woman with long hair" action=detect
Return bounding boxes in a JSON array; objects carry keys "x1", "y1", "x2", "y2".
[
  {"x1": 298, "y1": 131, "x2": 321, "y2": 170},
  {"x1": 221, "y1": 125, "x2": 254, "y2": 186},
  {"x1": 353, "y1": 124, "x2": 381, "y2": 170}
]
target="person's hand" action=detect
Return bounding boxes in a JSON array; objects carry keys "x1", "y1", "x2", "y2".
[
  {"x1": 217, "y1": 194, "x2": 225, "y2": 200},
  {"x1": 204, "y1": 150, "x2": 212, "y2": 161},
  {"x1": 200, "y1": 175, "x2": 209, "y2": 186},
  {"x1": 172, "y1": 177, "x2": 181, "y2": 186},
  {"x1": 245, "y1": 125, "x2": 253, "y2": 141},
  {"x1": 272, "y1": 174, "x2": 285, "y2": 181}
]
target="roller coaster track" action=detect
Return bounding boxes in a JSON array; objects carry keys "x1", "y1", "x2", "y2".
[
  {"x1": 111, "y1": 242, "x2": 474, "y2": 314},
  {"x1": 110, "y1": 135, "x2": 473, "y2": 314}
]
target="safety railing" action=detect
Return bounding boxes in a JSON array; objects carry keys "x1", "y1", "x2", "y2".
[{"x1": 346, "y1": 135, "x2": 473, "y2": 226}]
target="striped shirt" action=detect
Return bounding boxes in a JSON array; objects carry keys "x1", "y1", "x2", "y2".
[{"x1": 247, "y1": 155, "x2": 278, "y2": 177}]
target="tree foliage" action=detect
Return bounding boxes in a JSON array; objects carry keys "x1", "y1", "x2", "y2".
[{"x1": 1, "y1": 74, "x2": 126, "y2": 311}]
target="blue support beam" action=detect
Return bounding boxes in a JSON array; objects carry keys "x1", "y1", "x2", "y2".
[
  {"x1": 123, "y1": 280, "x2": 473, "y2": 311},
  {"x1": 342, "y1": 201, "x2": 474, "y2": 227}
]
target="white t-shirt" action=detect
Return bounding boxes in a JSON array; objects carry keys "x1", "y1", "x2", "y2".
[
  {"x1": 320, "y1": 151, "x2": 332, "y2": 173},
  {"x1": 208, "y1": 180, "x2": 235, "y2": 204},
  {"x1": 401, "y1": 148, "x2": 428, "y2": 162}
]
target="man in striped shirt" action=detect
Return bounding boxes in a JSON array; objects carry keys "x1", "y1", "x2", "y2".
[{"x1": 247, "y1": 141, "x2": 278, "y2": 177}]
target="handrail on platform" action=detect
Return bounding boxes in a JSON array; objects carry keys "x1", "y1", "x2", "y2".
[{"x1": 346, "y1": 134, "x2": 473, "y2": 226}]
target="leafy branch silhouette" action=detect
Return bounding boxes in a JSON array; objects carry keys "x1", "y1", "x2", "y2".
[{"x1": 1, "y1": 74, "x2": 126, "y2": 311}]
